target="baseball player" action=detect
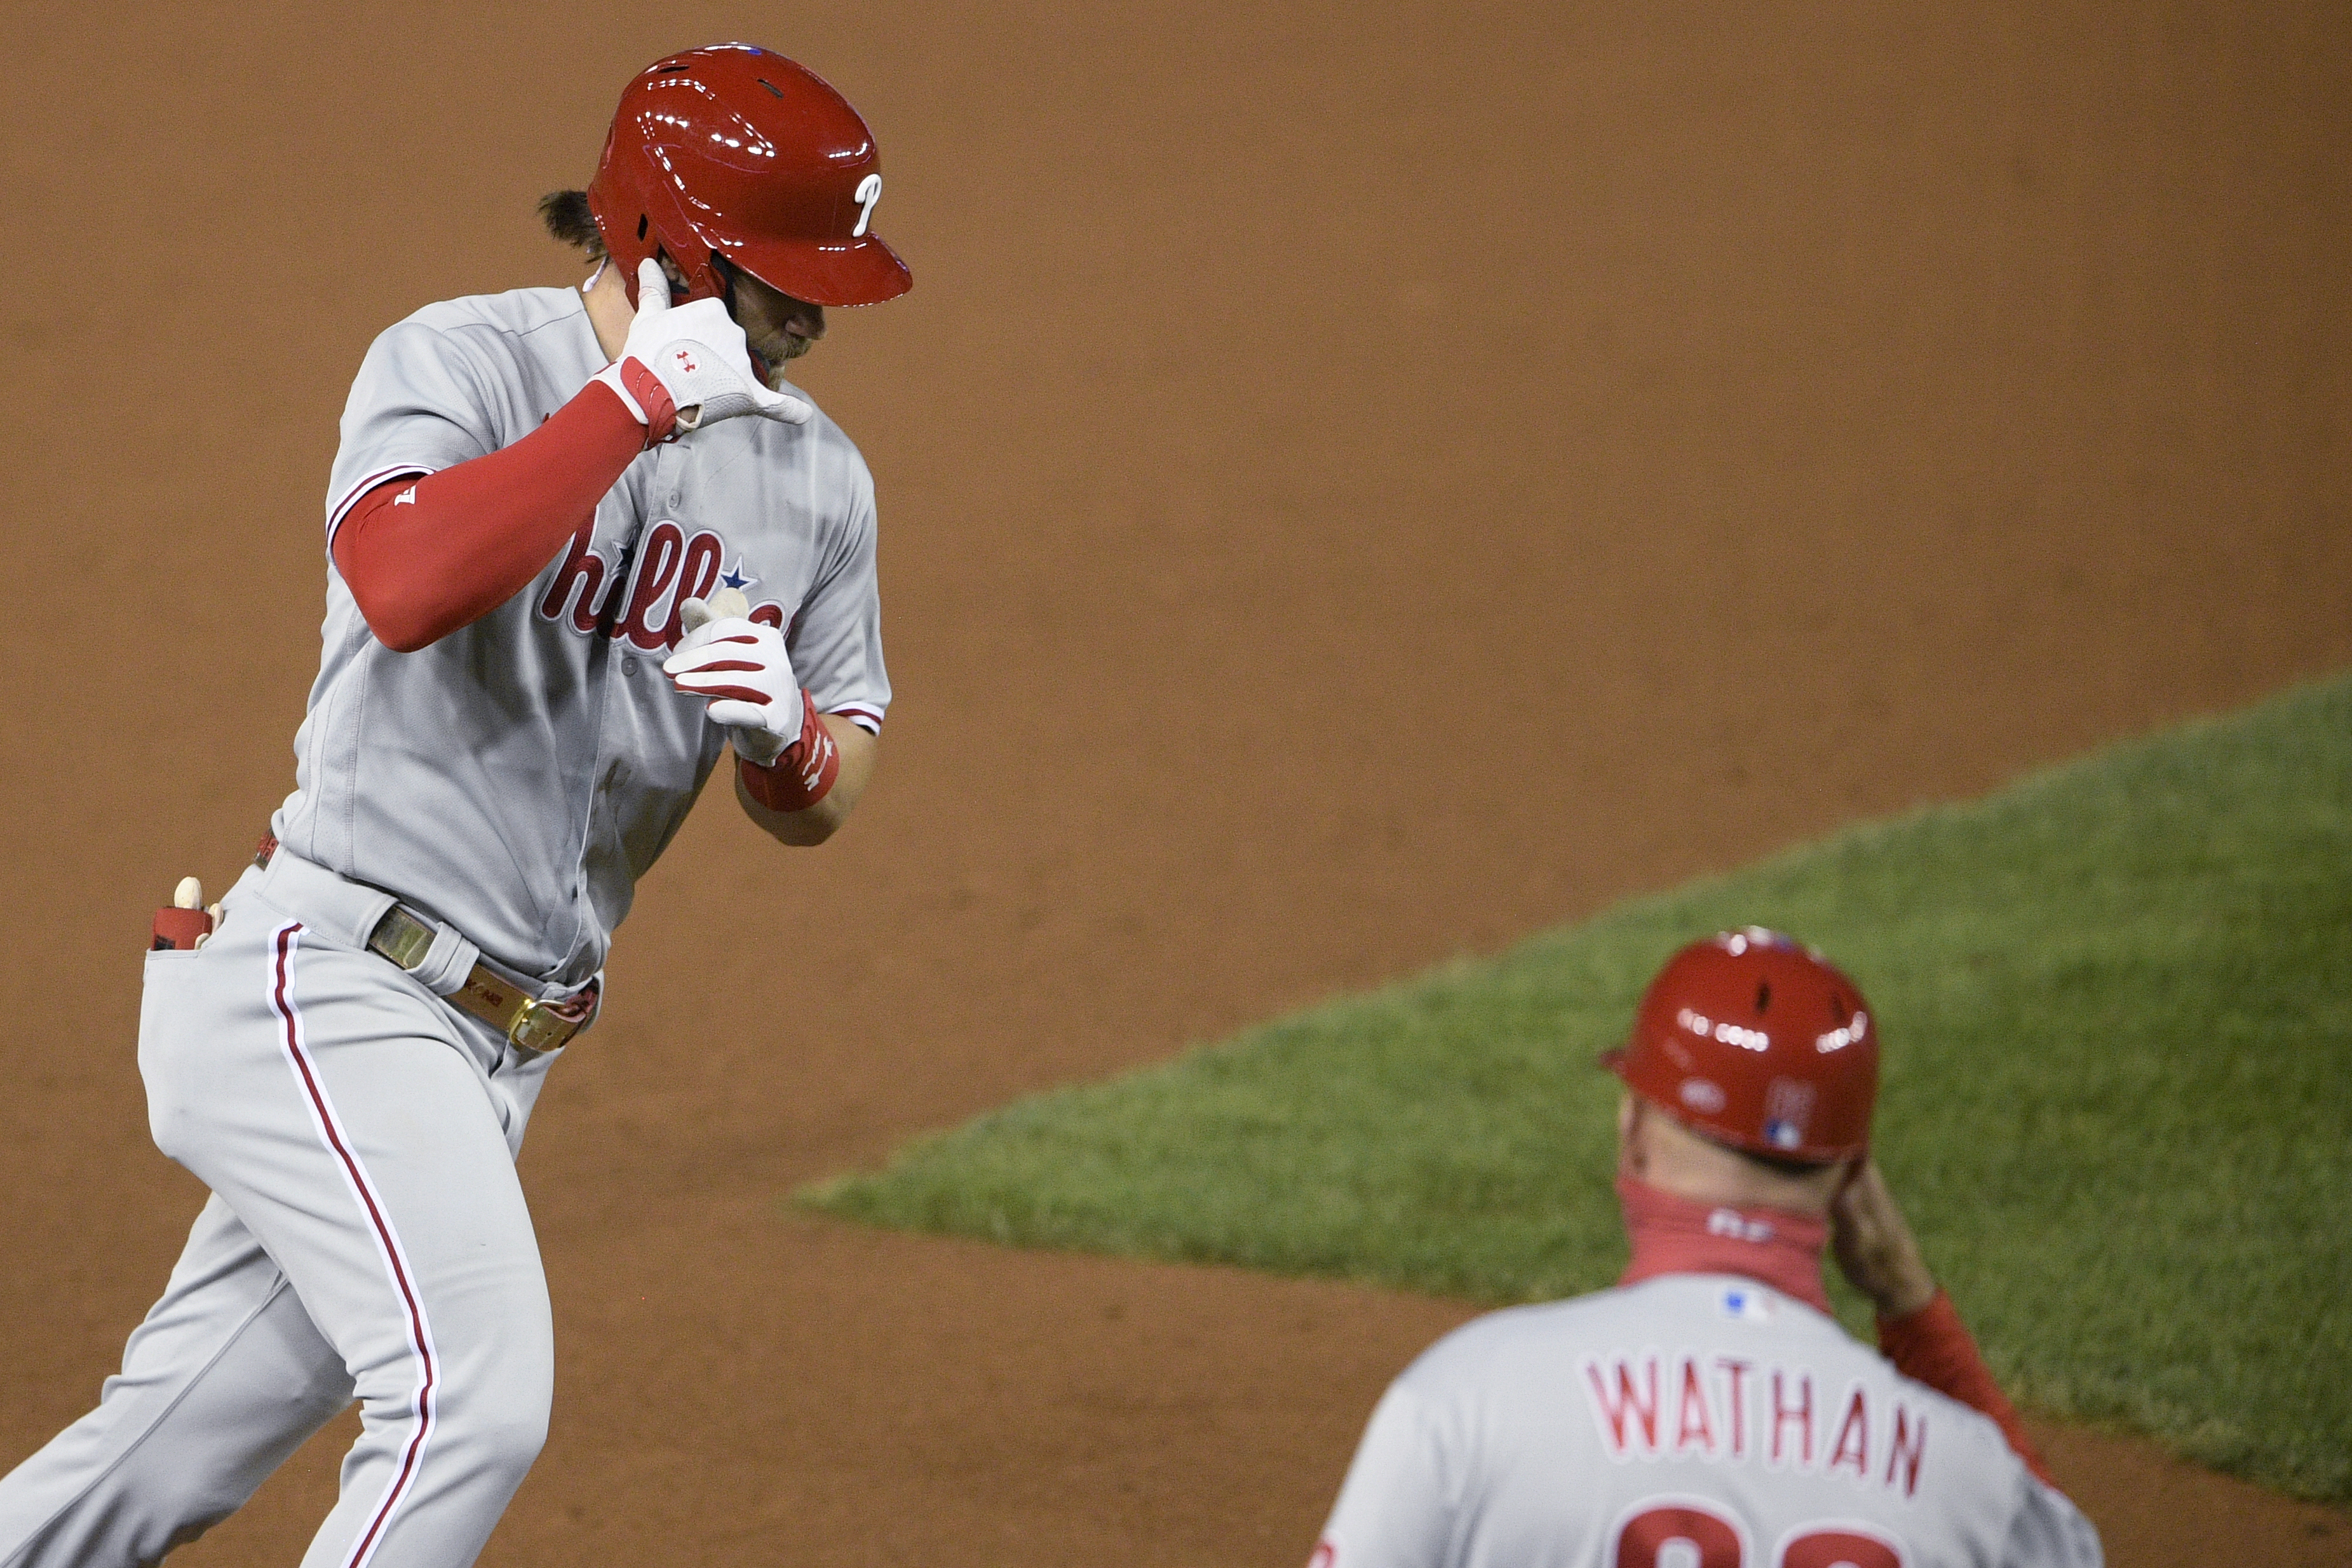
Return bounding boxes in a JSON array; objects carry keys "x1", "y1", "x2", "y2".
[
  {"x1": 1312, "y1": 930, "x2": 2104, "y2": 1568},
  {"x1": 0, "y1": 45, "x2": 903, "y2": 1568}
]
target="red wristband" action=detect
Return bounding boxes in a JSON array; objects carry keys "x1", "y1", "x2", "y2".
[{"x1": 738, "y1": 693, "x2": 841, "y2": 813}]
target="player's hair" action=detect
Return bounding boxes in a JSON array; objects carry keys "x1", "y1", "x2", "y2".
[{"x1": 539, "y1": 189, "x2": 607, "y2": 263}]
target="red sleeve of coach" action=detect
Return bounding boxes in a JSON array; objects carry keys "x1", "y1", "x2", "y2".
[{"x1": 1877, "y1": 1290, "x2": 2060, "y2": 1491}]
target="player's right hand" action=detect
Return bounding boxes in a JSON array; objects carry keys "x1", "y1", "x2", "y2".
[
  {"x1": 1828, "y1": 1161, "x2": 1940, "y2": 1319},
  {"x1": 663, "y1": 605, "x2": 806, "y2": 768},
  {"x1": 593, "y1": 259, "x2": 813, "y2": 443}
]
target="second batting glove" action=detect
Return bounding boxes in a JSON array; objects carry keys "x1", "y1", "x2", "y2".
[{"x1": 663, "y1": 609, "x2": 806, "y2": 767}]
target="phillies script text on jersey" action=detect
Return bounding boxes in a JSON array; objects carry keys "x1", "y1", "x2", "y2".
[{"x1": 539, "y1": 517, "x2": 792, "y2": 647}]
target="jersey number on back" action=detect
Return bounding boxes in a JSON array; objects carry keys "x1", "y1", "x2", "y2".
[{"x1": 1614, "y1": 1499, "x2": 1905, "y2": 1568}]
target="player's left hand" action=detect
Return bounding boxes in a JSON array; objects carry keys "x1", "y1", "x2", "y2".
[{"x1": 664, "y1": 604, "x2": 804, "y2": 767}]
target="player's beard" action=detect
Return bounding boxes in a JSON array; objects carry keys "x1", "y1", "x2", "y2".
[{"x1": 752, "y1": 330, "x2": 812, "y2": 388}]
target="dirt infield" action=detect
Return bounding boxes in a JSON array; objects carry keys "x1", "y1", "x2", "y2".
[{"x1": 2, "y1": 1, "x2": 2348, "y2": 1564}]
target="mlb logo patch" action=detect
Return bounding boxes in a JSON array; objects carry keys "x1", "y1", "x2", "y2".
[
  {"x1": 1762, "y1": 1078, "x2": 1817, "y2": 1149},
  {"x1": 1720, "y1": 1285, "x2": 1776, "y2": 1322}
]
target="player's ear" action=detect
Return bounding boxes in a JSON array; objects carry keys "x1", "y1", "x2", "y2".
[{"x1": 1616, "y1": 1093, "x2": 1646, "y2": 1177}]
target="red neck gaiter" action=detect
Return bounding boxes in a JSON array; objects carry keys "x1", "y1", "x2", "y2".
[{"x1": 1616, "y1": 1174, "x2": 1833, "y2": 1314}]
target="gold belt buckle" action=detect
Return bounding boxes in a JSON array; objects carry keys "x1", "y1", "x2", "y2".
[{"x1": 508, "y1": 983, "x2": 599, "y2": 1054}]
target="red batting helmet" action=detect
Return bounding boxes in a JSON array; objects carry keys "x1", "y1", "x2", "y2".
[
  {"x1": 587, "y1": 44, "x2": 912, "y2": 311},
  {"x1": 1603, "y1": 928, "x2": 1879, "y2": 1163}
]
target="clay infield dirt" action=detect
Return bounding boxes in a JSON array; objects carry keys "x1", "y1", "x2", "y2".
[{"x1": 1, "y1": 1, "x2": 2348, "y2": 1564}]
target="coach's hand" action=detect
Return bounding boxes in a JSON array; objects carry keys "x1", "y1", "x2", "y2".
[
  {"x1": 1829, "y1": 1161, "x2": 1940, "y2": 1320},
  {"x1": 593, "y1": 259, "x2": 813, "y2": 443},
  {"x1": 665, "y1": 602, "x2": 805, "y2": 767}
]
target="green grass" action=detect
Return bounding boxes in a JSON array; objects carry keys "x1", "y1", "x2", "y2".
[{"x1": 803, "y1": 674, "x2": 2352, "y2": 1503}]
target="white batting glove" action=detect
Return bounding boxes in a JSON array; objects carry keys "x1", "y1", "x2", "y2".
[
  {"x1": 593, "y1": 259, "x2": 813, "y2": 443},
  {"x1": 665, "y1": 602, "x2": 804, "y2": 767}
]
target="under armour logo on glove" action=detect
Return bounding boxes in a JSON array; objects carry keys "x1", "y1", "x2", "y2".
[{"x1": 672, "y1": 348, "x2": 699, "y2": 374}]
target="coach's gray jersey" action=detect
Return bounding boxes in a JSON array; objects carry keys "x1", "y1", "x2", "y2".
[
  {"x1": 1318, "y1": 1274, "x2": 2100, "y2": 1568},
  {"x1": 274, "y1": 285, "x2": 890, "y2": 985}
]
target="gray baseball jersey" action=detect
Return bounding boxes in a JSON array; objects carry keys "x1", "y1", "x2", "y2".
[
  {"x1": 279, "y1": 284, "x2": 891, "y2": 987},
  {"x1": 1316, "y1": 1274, "x2": 2102, "y2": 1568},
  {"x1": 0, "y1": 281, "x2": 895, "y2": 1568}
]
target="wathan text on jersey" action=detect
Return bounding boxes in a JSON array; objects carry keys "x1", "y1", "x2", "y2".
[{"x1": 1583, "y1": 1353, "x2": 1930, "y2": 1499}]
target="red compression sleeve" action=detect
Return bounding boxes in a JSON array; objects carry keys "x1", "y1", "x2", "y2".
[
  {"x1": 332, "y1": 381, "x2": 644, "y2": 652},
  {"x1": 738, "y1": 697, "x2": 842, "y2": 813},
  {"x1": 1877, "y1": 1290, "x2": 2059, "y2": 1490}
]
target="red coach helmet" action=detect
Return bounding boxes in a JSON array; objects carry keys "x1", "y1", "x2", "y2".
[
  {"x1": 1604, "y1": 929, "x2": 1879, "y2": 1163},
  {"x1": 587, "y1": 44, "x2": 912, "y2": 311}
]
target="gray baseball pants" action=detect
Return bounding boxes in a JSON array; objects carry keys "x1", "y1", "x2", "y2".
[{"x1": 0, "y1": 849, "x2": 565, "y2": 1567}]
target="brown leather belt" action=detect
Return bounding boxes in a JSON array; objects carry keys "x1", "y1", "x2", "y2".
[
  {"x1": 366, "y1": 904, "x2": 598, "y2": 1055},
  {"x1": 256, "y1": 835, "x2": 597, "y2": 1054}
]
